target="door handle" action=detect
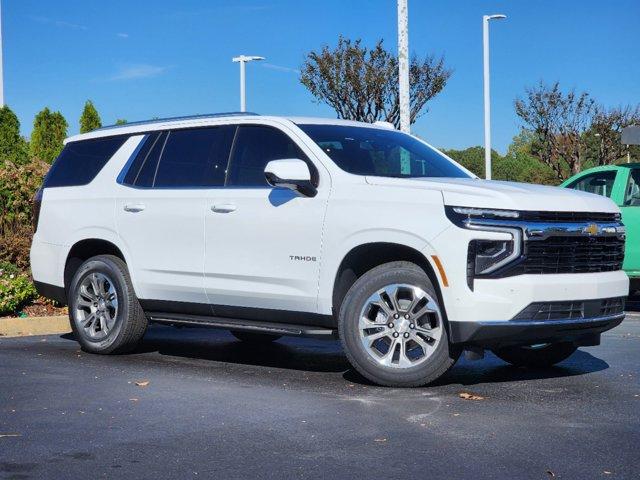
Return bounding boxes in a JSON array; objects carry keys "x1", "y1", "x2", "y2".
[
  {"x1": 211, "y1": 204, "x2": 237, "y2": 213},
  {"x1": 123, "y1": 203, "x2": 146, "y2": 213}
]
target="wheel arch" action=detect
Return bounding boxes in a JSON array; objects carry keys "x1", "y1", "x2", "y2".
[
  {"x1": 64, "y1": 238, "x2": 128, "y2": 297},
  {"x1": 331, "y1": 242, "x2": 447, "y2": 323}
]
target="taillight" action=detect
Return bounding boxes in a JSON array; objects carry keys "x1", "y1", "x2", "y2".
[{"x1": 32, "y1": 188, "x2": 43, "y2": 232}]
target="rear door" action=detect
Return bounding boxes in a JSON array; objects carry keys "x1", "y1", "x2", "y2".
[
  {"x1": 115, "y1": 126, "x2": 234, "y2": 311},
  {"x1": 620, "y1": 167, "x2": 640, "y2": 276}
]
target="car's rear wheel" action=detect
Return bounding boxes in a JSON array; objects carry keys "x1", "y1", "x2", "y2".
[
  {"x1": 68, "y1": 254, "x2": 147, "y2": 354},
  {"x1": 492, "y1": 342, "x2": 577, "y2": 368},
  {"x1": 339, "y1": 261, "x2": 459, "y2": 387},
  {"x1": 231, "y1": 331, "x2": 281, "y2": 343}
]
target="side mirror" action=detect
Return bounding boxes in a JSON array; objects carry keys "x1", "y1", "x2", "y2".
[{"x1": 264, "y1": 159, "x2": 317, "y2": 197}]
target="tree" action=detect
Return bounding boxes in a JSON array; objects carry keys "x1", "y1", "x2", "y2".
[
  {"x1": 79, "y1": 100, "x2": 102, "y2": 133},
  {"x1": 0, "y1": 106, "x2": 28, "y2": 165},
  {"x1": 443, "y1": 132, "x2": 558, "y2": 186},
  {"x1": 585, "y1": 104, "x2": 640, "y2": 166},
  {"x1": 115, "y1": 119, "x2": 127, "y2": 125},
  {"x1": 515, "y1": 82, "x2": 596, "y2": 180},
  {"x1": 30, "y1": 108, "x2": 68, "y2": 163},
  {"x1": 300, "y1": 37, "x2": 452, "y2": 128}
]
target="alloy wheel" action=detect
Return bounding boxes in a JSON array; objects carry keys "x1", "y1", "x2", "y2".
[
  {"x1": 358, "y1": 283, "x2": 443, "y2": 369},
  {"x1": 74, "y1": 272, "x2": 119, "y2": 341}
]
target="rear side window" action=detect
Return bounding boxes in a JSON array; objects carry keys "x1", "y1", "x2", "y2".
[
  {"x1": 125, "y1": 131, "x2": 167, "y2": 188},
  {"x1": 121, "y1": 132, "x2": 162, "y2": 186},
  {"x1": 44, "y1": 136, "x2": 127, "y2": 188},
  {"x1": 154, "y1": 127, "x2": 234, "y2": 188},
  {"x1": 121, "y1": 127, "x2": 234, "y2": 188},
  {"x1": 226, "y1": 125, "x2": 311, "y2": 187}
]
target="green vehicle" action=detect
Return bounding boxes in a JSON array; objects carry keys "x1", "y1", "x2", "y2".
[{"x1": 562, "y1": 164, "x2": 640, "y2": 292}]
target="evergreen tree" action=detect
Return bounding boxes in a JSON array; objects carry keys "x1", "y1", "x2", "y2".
[
  {"x1": 30, "y1": 108, "x2": 68, "y2": 163},
  {"x1": 79, "y1": 100, "x2": 102, "y2": 133},
  {"x1": 0, "y1": 105, "x2": 28, "y2": 165},
  {"x1": 115, "y1": 119, "x2": 127, "y2": 125}
]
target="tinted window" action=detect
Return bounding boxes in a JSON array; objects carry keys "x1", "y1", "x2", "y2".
[
  {"x1": 121, "y1": 132, "x2": 161, "y2": 186},
  {"x1": 624, "y1": 169, "x2": 640, "y2": 206},
  {"x1": 153, "y1": 127, "x2": 234, "y2": 188},
  {"x1": 567, "y1": 171, "x2": 617, "y2": 198},
  {"x1": 44, "y1": 136, "x2": 128, "y2": 187},
  {"x1": 133, "y1": 131, "x2": 167, "y2": 187},
  {"x1": 298, "y1": 124, "x2": 470, "y2": 178},
  {"x1": 227, "y1": 126, "x2": 310, "y2": 187}
]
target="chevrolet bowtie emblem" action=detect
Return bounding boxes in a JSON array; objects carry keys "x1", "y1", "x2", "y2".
[{"x1": 583, "y1": 223, "x2": 600, "y2": 236}]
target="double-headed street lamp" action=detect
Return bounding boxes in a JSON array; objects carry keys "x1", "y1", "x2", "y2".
[
  {"x1": 232, "y1": 55, "x2": 265, "y2": 112},
  {"x1": 483, "y1": 14, "x2": 506, "y2": 180}
]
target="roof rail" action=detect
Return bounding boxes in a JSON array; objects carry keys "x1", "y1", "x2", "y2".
[{"x1": 96, "y1": 112, "x2": 260, "y2": 131}]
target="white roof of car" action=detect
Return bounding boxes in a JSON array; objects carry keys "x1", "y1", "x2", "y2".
[{"x1": 65, "y1": 113, "x2": 391, "y2": 144}]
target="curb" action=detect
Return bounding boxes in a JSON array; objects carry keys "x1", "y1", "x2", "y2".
[{"x1": 0, "y1": 315, "x2": 70, "y2": 338}]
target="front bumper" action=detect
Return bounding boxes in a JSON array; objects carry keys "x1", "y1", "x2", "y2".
[{"x1": 449, "y1": 312, "x2": 624, "y2": 348}]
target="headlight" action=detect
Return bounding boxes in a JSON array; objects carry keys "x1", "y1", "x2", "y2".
[
  {"x1": 452, "y1": 206, "x2": 520, "y2": 219},
  {"x1": 446, "y1": 206, "x2": 520, "y2": 226},
  {"x1": 469, "y1": 239, "x2": 515, "y2": 275}
]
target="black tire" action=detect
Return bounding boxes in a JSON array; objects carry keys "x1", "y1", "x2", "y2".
[
  {"x1": 492, "y1": 342, "x2": 577, "y2": 368},
  {"x1": 231, "y1": 331, "x2": 281, "y2": 343},
  {"x1": 338, "y1": 261, "x2": 459, "y2": 387},
  {"x1": 68, "y1": 254, "x2": 147, "y2": 354}
]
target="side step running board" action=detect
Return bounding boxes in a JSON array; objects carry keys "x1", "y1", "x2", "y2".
[{"x1": 147, "y1": 312, "x2": 338, "y2": 340}]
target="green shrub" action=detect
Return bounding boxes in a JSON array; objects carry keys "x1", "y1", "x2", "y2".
[
  {"x1": 0, "y1": 268, "x2": 37, "y2": 315},
  {"x1": 0, "y1": 261, "x2": 20, "y2": 276},
  {"x1": 0, "y1": 159, "x2": 50, "y2": 233}
]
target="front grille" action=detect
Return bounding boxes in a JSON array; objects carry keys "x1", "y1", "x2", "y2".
[
  {"x1": 512, "y1": 297, "x2": 625, "y2": 321},
  {"x1": 518, "y1": 211, "x2": 620, "y2": 222},
  {"x1": 513, "y1": 236, "x2": 624, "y2": 275}
]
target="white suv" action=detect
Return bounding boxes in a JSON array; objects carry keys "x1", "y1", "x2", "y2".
[{"x1": 30, "y1": 113, "x2": 628, "y2": 387}]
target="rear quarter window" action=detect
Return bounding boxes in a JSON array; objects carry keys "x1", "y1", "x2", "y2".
[{"x1": 44, "y1": 136, "x2": 128, "y2": 188}]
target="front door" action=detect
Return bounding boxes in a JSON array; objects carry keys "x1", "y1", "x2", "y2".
[
  {"x1": 203, "y1": 124, "x2": 329, "y2": 318},
  {"x1": 620, "y1": 167, "x2": 640, "y2": 277}
]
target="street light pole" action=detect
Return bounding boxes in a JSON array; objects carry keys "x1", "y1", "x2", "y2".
[
  {"x1": 397, "y1": 0, "x2": 410, "y2": 133},
  {"x1": 232, "y1": 55, "x2": 265, "y2": 112},
  {"x1": 0, "y1": 0, "x2": 4, "y2": 107},
  {"x1": 483, "y1": 14, "x2": 506, "y2": 180}
]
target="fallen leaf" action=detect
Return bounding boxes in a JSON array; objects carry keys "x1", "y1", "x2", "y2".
[
  {"x1": 374, "y1": 438, "x2": 387, "y2": 443},
  {"x1": 0, "y1": 434, "x2": 21, "y2": 438},
  {"x1": 546, "y1": 470, "x2": 555, "y2": 478},
  {"x1": 134, "y1": 380, "x2": 150, "y2": 387},
  {"x1": 129, "y1": 398, "x2": 139, "y2": 402},
  {"x1": 459, "y1": 392, "x2": 485, "y2": 401},
  {"x1": 603, "y1": 471, "x2": 612, "y2": 475}
]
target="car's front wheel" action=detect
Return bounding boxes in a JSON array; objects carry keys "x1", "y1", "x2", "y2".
[
  {"x1": 492, "y1": 342, "x2": 577, "y2": 368},
  {"x1": 339, "y1": 261, "x2": 459, "y2": 387},
  {"x1": 68, "y1": 254, "x2": 147, "y2": 354}
]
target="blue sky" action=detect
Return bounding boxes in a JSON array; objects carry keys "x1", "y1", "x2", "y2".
[{"x1": 3, "y1": 0, "x2": 639, "y2": 152}]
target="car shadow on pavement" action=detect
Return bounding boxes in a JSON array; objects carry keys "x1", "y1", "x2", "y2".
[
  {"x1": 434, "y1": 350, "x2": 610, "y2": 387},
  {"x1": 342, "y1": 349, "x2": 610, "y2": 387},
  {"x1": 60, "y1": 327, "x2": 609, "y2": 385},
  {"x1": 138, "y1": 326, "x2": 352, "y2": 373}
]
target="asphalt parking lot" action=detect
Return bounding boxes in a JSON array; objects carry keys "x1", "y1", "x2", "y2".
[{"x1": 1, "y1": 314, "x2": 639, "y2": 480}]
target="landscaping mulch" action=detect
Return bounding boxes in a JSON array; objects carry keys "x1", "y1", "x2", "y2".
[{"x1": 1, "y1": 297, "x2": 67, "y2": 319}]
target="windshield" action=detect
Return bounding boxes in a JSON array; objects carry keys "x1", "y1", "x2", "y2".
[{"x1": 297, "y1": 124, "x2": 471, "y2": 179}]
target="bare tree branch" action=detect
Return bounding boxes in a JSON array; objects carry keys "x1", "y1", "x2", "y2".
[{"x1": 300, "y1": 37, "x2": 452, "y2": 128}]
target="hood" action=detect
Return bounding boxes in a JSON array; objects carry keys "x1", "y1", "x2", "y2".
[{"x1": 364, "y1": 176, "x2": 619, "y2": 213}]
